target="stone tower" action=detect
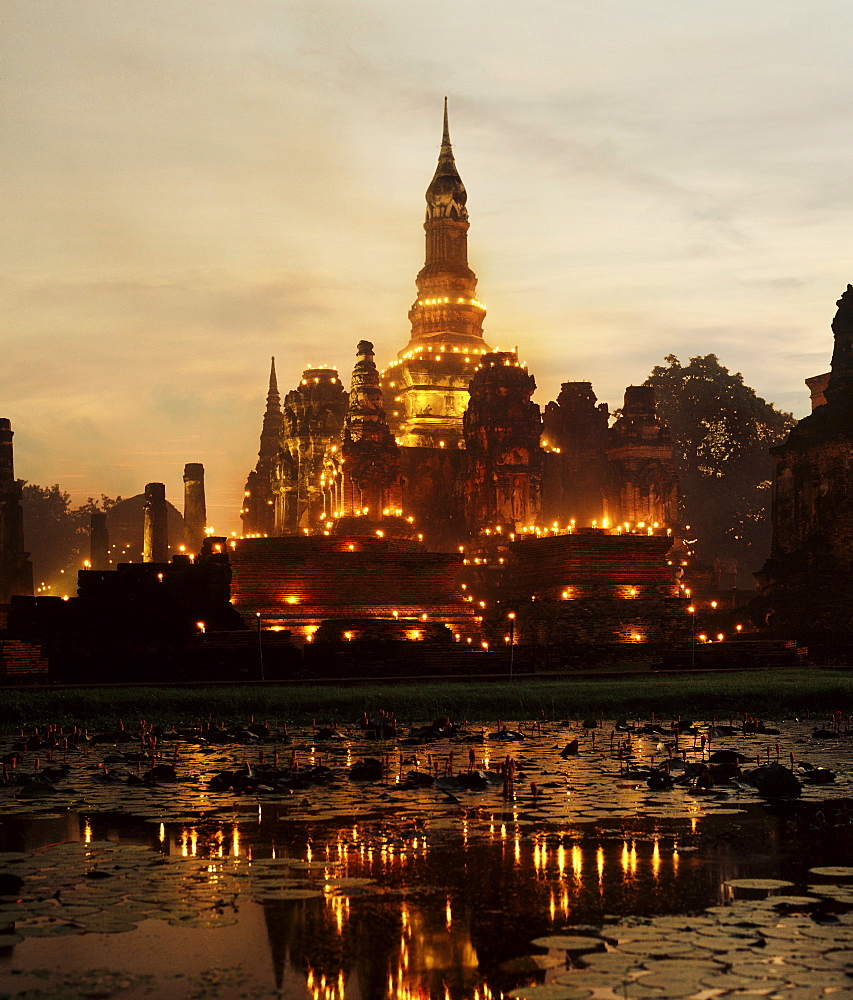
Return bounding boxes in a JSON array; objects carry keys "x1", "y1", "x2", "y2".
[
  {"x1": 341, "y1": 341, "x2": 402, "y2": 520},
  {"x1": 381, "y1": 100, "x2": 491, "y2": 448},
  {"x1": 540, "y1": 382, "x2": 610, "y2": 527},
  {"x1": 182, "y1": 462, "x2": 207, "y2": 555},
  {"x1": 757, "y1": 284, "x2": 853, "y2": 643},
  {"x1": 142, "y1": 482, "x2": 169, "y2": 563},
  {"x1": 605, "y1": 386, "x2": 679, "y2": 528},
  {"x1": 279, "y1": 367, "x2": 347, "y2": 531},
  {"x1": 463, "y1": 352, "x2": 543, "y2": 533},
  {"x1": 0, "y1": 418, "x2": 34, "y2": 603},
  {"x1": 242, "y1": 358, "x2": 282, "y2": 537}
]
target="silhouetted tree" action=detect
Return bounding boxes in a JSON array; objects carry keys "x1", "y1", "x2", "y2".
[
  {"x1": 21, "y1": 484, "x2": 120, "y2": 594},
  {"x1": 644, "y1": 354, "x2": 795, "y2": 575}
]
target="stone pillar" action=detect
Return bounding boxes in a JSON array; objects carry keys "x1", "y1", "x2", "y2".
[
  {"x1": 89, "y1": 511, "x2": 109, "y2": 571},
  {"x1": 0, "y1": 418, "x2": 34, "y2": 602},
  {"x1": 183, "y1": 462, "x2": 207, "y2": 554},
  {"x1": 143, "y1": 482, "x2": 168, "y2": 563}
]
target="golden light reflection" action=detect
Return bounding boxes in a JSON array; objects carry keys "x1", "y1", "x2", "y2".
[
  {"x1": 159, "y1": 822, "x2": 166, "y2": 845},
  {"x1": 597, "y1": 845, "x2": 604, "y2": 885},
  {"x1": 557, "y1": 843, "x2": 566, "y2": 877},
  {"x1": 572, "y1": 844, "x2": 583, "y2": 883},
  {"x1": 84, "y1": 818, "x2": 92, "y2": 844},
  {"x1": 652, "y1": 837, "x2": 661, "y2": 878},
  {"x1": 445, "y1": 896, "x2": 452, "y2": 930}
]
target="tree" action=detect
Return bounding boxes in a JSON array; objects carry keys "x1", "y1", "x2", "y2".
[
  {"x1": 644, "y1": 355, "x2": 795, "y2": 575},
  {"x1": 20, "y1": 484, "x2": 120, "y2": 595}
]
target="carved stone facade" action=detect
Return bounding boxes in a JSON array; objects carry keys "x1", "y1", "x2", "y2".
[
  {"x1": 605, "y1": 387, "x2": 679, "y2": 528},
  {"x1": 541, "y1": 382, "x2": 610, "y2": 527},
  {"x1": 0, "y1": 418, "x2": 33, "y2": 603},
  {"x1": 340, "y1": 341, "x2": 402, "y2": 520},
  {"x1": 279, "y1": 367, "x2": 347, "y2": 531},
  {"x1": 463, "y1": 352, "x2": 543, "y2": 532},
  {"x1": 757, "y1": 285, "x2": 853, "y2": 644}
]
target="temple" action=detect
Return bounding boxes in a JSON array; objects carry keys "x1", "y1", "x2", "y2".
[
  {"x1": 242, "y1": 102, "x2": 679, "y2": 552},
  {"x1": 757, "y1": 284, "x2": 853, "y2": 649},
  {"x1": 233, "y1": 102, "x2": 686, "y2": 658}
]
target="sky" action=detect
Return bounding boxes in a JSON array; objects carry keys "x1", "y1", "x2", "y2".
[{"x1": 3, "y1": 0, "x2": 853, "y2": 536}]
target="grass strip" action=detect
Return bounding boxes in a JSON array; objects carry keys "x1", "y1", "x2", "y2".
[{"x1": 0, "y1": 668, "x2": 849, "y2": 730}]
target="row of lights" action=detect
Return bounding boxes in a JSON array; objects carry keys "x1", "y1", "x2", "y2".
[{"x1": 415, "y1": 296, "x2": 486, "y2": 309}]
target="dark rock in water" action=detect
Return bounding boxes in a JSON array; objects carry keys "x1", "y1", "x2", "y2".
[
  {"x1": 456, "y1": 769, "x2": 493, "y2": 790},
  {"x1": 84, "y1": 869, "x2": 113, "y2": 879},
  {"x1": 800, "y1": 765, "x2": 836, "y2": 784},
  {"x1": 560, "y1": 740, "x2": 579, "y2": 757},
  {"x1": 709, "y1": 761, "x2": 740, "y2": 782},
  {"x1": 401, "y1": 770, "x2": 434, "y2": 789},
  {"x1": 581, "y1": 719, "x2": 599, "y2": 730},
  {"x1": 647, "y1": 770, "x2": 673, "y2": 790},
  {"x1": 0, "y1": 872, "x2": 24, "y2": 896},
  {"x1": 144, "y1": 763, "x2": 178, "y2": 783},
  {"x1": 314, "y1": 728, "x2": 345, "y2": 741},
  {"x1": 812, "y1": 728, "x2": 836, "y2": 739},
  {"x1": 488, "y1": 730, "x2": 524, "y2": 742},
  {"x1": 708, "y1": 749, "x2": 748, "y2": 764},
  {"x1": 350, "y1": 758, "x2": 384, "y2": 781},
  {"x1": 745, "y1": 763, "x2": 802, "y2": 798},
  {"x1": 246, "y1": 723, "x2": 270, "y2": 739}
]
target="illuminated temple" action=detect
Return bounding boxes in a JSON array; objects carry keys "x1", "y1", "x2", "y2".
[{"x1": 232, "y1": 102, "x2": 687, "y2": 652}]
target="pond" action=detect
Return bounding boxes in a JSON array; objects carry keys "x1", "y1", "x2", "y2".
[{"x1": 0, "y1": 716, "x2": 851, "y2": 999}]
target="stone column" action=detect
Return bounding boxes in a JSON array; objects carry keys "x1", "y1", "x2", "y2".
[
  {"x1": 183, "y1": 462, "x2": 207, "y2": 555},
  {"x1": 89, "y1": 511, "x2": 109, "y2": 571},
  {"x1": 0, "y1": 418, "x2": 34, "y2": 601},
  {"x1": 143, "y1": 482, "x2": 168, "y2": 563}
]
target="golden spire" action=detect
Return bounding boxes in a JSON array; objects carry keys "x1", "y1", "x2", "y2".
[{"x1": 426, "y1": 98, "x2": 467, "y2": 222}]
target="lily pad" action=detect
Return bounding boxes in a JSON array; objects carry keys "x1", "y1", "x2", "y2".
[
  {"x1": 508, "y1": 987, "x2": 592, "y2": 1000},
  {"x1": 724, "y1": 878, "x2": 795, "y2": 891},
  {"x1": 808, "y1": 866, "x2": 853, "y2": 878},
  {"x1": 530, "y1": 935, "x2": 605, "y2": 953}
]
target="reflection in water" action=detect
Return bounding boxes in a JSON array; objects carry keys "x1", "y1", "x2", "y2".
[{"x1": 2, "y1": 800, "x2": 853, "y2": 999}]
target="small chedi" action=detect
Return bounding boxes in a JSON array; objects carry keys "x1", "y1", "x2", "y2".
[{"x1": 757, "y1": 285, "x2": 853, "y2": 648}]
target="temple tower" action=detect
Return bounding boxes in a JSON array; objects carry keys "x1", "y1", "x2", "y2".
[
  {"x1": 242, "y1": 358, "x2": 282, "y2": 537},
  {"x1": 89, "y1": 511, "x2": 109, "y2": 571},
  {"x1": 605, "y1": 387, "x2": 679, "y2": 528},
  {"x1": 279, "y1": 367, "x2": 347, "y2": 531},
  {"x1": 757, "y1": 285, "x2": 853, "y2": 643},
  {"x1": 0, "y1": 418, "x2": 34, "y2": 602},
  {"x1": 341, "y1": 341, "x2": 402, "y2": 520},
  {"x1": 540, "y1": 382, "x2": 610, "y2": 527},
  {"x1": 463, "y1": 352, "x2": 543, "y2": 533},
  {"x1": 381, "y1": 100, "x2": 491, "y2": 448},
  {"x1": 182, "y1": 462, "x2": 207, "y2": 554},
  {"x1": 142, "y1": 482, "x2": 169, "y2": 563}
]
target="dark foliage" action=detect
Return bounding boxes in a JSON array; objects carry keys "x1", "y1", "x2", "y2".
[
  {"x1": 21, "y1": 483, "x2": 120, "y2": 593},
  {"x1": 645, "y1": 354, "x2": 795, "y2": 573}
]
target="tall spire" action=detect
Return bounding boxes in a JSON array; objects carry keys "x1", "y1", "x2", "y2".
[
  {"x1": 425, "y1": 98, "x2": 468, "y2": 223},
  {"x1": 267, "y1": 357, "x2": 279, "y2": 407},
  {"x1": 380, "y1": 100, "x2": 490, "y2": 449},
  {"x1": 441, "y1": 95, "x2": 451, "y2": 153}
]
